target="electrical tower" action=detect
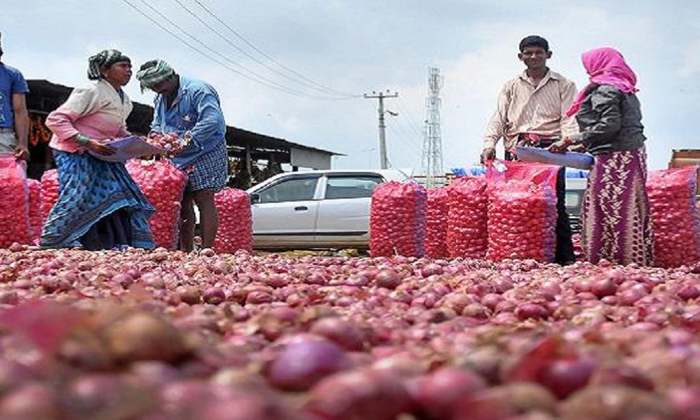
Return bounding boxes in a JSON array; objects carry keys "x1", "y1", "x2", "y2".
[{"x1": 420, "y1": 68, "x2": 444, "y2": 188}]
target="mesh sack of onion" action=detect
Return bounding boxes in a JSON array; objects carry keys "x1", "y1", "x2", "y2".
[
  {"x1": 27, "y1": 179, "x2": 43, "y2": 245},
  {"x1": 424, "y1": 187, "x2": 450, "y2": 259},
  {"x1": 446, "y1": 176, "x2": 488, "y2": 260},
  {"x1": 126, "y1": 159, "x2": 188, "y2": 250},
  {"x1": 213, "y1": 188, "x2": 253, "y2": 254},
  {"x1": 370, "y1": 181, "x2": 427, "y2": 257},
  {"x1": 40, "y1": 169, "x2": 59, "y2": 224},
  {"x1": 0, "y1": 156, "x2": 30, "y2": 247},
  {"x1": 647, "y1": 166, "x2": 700, "y2": 268},
  {"x1": 486, "y1": 161, "x2": 559, "y2": 263}
]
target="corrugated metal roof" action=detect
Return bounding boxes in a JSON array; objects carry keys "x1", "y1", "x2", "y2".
[{"x1": 26, "y1": 79, "x2": 343, "y2": 157}]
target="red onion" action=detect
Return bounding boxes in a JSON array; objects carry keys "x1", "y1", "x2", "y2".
[
  {"x1": 309, "y1": 317, "x2": 365, "y2": 351},
  {"x1": 305, "y1": 369, "x2": 411, "y2": 420},
  {"x1": 374, "y1": 269, "x2": 401, "y2": 289},
  {"x1": 411, "y1": 367, "x2": 487, "y2": 419},
  {"x1": 266, "y1": 337, "x2": 348, "y2": 391}
]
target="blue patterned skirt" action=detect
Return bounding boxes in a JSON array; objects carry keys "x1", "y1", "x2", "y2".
[{"x1": 40, "y1": 151, "x2": 155, "y2": 250}]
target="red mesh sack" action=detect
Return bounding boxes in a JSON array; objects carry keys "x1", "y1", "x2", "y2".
[
  {"x1": 213, "y1": 188, "x2": 253, "y2": 254},
  {"x1": 0, "y1": 157, "x2": 30, "y2": 247},
  {"x1": 486, "y1": 161, "x2": 558, "y2": 263},
  {"x1": 647, "y1": 167, "x2": 700, "y2": 268},
  {"x1": 446, "y1": 177, "x2": 488, "y2": 259},
  {"x1": 424, "y1": 187, "x2": 449, "y2": 259},
  {"x1": 27, "y1": 179, "x2": 43, "y2": 245},
  {"x1": 126, "y1": 159, "x2": 188, "y2": 250},
  {"x1": 40, "y1": 169, "x2": 59, "y2": 224},
  {"x1": 370, "y1": 181, "x2": 426, "y2": 257}
]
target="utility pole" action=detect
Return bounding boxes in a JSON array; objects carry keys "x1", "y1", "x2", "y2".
[
  {"x1": 365, "y1": 90, "x2": 398, "y2": 169},
  {"x1": 420, "y1": 68, "x2": 444, "y2": 187}
]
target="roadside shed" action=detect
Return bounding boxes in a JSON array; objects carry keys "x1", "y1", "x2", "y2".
[{"x1": 24, "y1": 79, "x2": 341, "y2": 187}]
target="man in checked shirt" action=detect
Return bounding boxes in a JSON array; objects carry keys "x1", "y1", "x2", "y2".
[{"x1": 481, "y1": 35, "x2": 577, "y2": 265}]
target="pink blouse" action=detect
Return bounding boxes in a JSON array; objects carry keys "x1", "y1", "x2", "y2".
[{"x1": 45, "y1": 79, "x2": 133, "y2": 153}]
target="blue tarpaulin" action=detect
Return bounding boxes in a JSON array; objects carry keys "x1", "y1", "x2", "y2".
[{"x1": 451, "y1": 167, "x2": 588, "y2": 178}]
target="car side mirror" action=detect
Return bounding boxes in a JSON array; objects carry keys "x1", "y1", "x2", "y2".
[{"x1": 250, "y1": 193, "x2": 261, "y2": 204}]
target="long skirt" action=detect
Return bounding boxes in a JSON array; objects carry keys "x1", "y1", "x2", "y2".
[
  {"x1": 40, "y1": 151, "x2": 155, "y2": 250},
  {"x1": 581, "y1": 147, "x2": 653, "y2": 265}
]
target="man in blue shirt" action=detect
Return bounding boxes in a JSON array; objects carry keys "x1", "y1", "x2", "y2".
[
  {"x1": 136, "y1": 60, "x2": 228, "y2": 252},
  {"x1": 0, "y1": 32, "x2": 30, "y2": 161}
]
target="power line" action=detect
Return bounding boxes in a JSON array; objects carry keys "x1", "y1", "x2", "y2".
[
  {"x1": 386, "y1": 123, "x2": 423, "y2": 161},
  {"x1": 122, "y1": 0, "x2": 306, "y2": 97},
  {"x1": 396, "y1": 97, "x2": 425, "y2": 137},
  {"x1": 120, "y1": 0, "x2": 357, "y2": 100},
  {"x1": 388, "y1": 108, "x2": 425, "y2": 152},
  {"x1": 190, "y1": 0, "x2": 360, "y2": 99},
  {"x1": 169, "y1": 0, "x2": 359, "y2": 99}
]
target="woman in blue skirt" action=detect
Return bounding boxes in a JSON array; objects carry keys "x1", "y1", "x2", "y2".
[{"x1": 41, "y1": 50, "x2": 154, "y2": 250}]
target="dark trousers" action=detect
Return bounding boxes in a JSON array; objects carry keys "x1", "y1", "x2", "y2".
[{"x1": 505, "y1": 149, "x2": 575, "y2": 265}]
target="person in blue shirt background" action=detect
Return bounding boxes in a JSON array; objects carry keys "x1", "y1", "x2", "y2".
[
  {"x1": 0, "y1": 31, "x2": 30, "y2": 161},
  {"x1": 136, "y1": 60, "x2": 228, "y2": 252}
]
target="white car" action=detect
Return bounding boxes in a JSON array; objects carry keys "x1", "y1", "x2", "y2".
[{"x1": 247, "y1": 169, "x2": 411, "y2": 250}]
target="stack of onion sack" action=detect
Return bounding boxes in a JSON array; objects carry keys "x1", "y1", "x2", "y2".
[
  {"x1": 126, "y1": 159, "x2": 188, "y2": 250},
  {"x1": 446, "y1": 176, "x2": 488, "y2": 259},
  {"x1": 27, "y1": 179, "x2": 43, "y2": 245},
  {"x1": 424, "y1": 187, "x2": 449, "y2": 258},
  {"x1": 213, "y1": 188, "x2": 253, "y2": 254},
  {"x1": 486, "y1": 161, "x2": 558, "y2": 263},
  {"x1": 40, "y1": 169, "x2": 59, "y2": 224},
  {"x1": 370, "y1": 181, "x2": 426, "y2": 257},
  {"x1": 647, "y1": 167, "x2": 700, "y2": 268},
  {"x1": 0, "y1": 157, "x2": 30, "y2": 247}
]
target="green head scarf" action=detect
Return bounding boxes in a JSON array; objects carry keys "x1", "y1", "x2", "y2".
[
  {"x1": 87, "y1": 49, "x2": 130, "y2": 80},
  {"x1": 135, "y1": 59, "x2": 175, "y2": 92}
]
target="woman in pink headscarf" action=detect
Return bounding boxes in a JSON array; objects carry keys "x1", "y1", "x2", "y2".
[{"x1": 549, "y1": 47, "x2": 652, "y2": 266}]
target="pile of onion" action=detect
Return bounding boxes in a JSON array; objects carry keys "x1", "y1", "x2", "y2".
[{"x1": 146, "y1": 132, "x2": 186, "y2": 155}]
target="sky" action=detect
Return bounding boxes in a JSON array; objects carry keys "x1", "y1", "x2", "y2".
[{"x1": 2, "y1": 0, "x2": 698, "y2": 172}]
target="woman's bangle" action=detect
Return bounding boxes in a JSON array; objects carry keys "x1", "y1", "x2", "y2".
[{"x1": 75, "y1": 134, "x2": 90, "y2": 145}]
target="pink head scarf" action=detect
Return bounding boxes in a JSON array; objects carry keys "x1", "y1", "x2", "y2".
[{"x1": 566, "y1": 47, "x2": 638, "y2": 117}]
